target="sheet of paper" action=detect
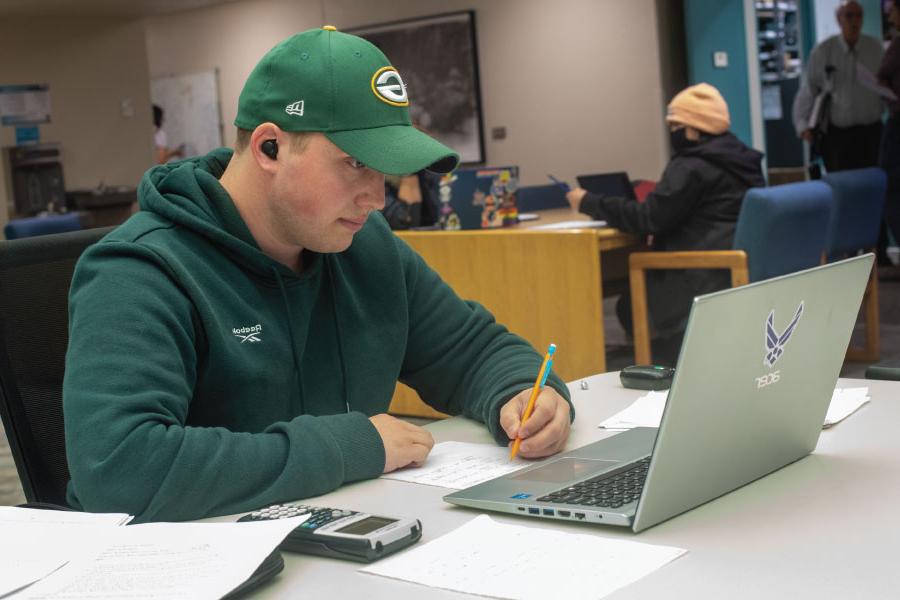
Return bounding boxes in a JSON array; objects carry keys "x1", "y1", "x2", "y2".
[
  {"x1": 381, "y1": 441, "x2": 533, "y2": 489},
  {"x1": 362, "y1": 514, "x2": 686, "y2": 600},
  {"x1": 15, "y1": 516, "x2": 307, "y2": 600},
  {"x1": 856, "y1": 63, "x2": 899, "y2": 101},
  {"x1": 529, "y1": 219, "x2": 606, "y2": 230},
  {"x1": 599, "y1": 390, "x2": 667, "y2": 429},
  {"x1": 0, "y1": 506, "x2": 132, "y2": 526},
  {"x1": 824, "y1": 387, "x2": 870, "y2": 427},
  {"x1": 600, "y1": 387, "x2": 870, "y2": 430},
  {"x1": 0, "y1": 524, "x2": 87, "y2": 598},
  {"x1": 0, "y1": 508, "x2": 133, "y2": 597},
  {"x1": 762, "y1": 84, "x2": 783, "y2": 120},
  {"x1": 517, "y1": 213, "x2": 539, "y2": 221}
]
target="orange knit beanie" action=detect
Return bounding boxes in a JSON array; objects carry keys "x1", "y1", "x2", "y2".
[{"x1": 666, "y1": 83, "x2": 730, "y2": 135}]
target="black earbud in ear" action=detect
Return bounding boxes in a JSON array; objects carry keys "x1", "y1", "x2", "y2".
[{"x1": 261, "y1": 139, "x2": 278, "y2": 160}]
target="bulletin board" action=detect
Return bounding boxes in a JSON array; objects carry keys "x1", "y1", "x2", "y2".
[{"x1": 150, "y1": 70, "x2": 223, "y2": 158}]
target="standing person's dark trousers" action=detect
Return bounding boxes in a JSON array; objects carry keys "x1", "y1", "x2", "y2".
[
  {"x1": 822, "y1": 121, "x2": 883, "y2": 172},
  {"x1": 881, "y1": 114, "x2": 900, "y2": 264},
  {"x1": 824, "y1": 121, "x2": 890, "y2": 265}
]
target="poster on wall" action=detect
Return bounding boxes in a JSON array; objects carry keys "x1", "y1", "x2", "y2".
[
  {"x1": 348, "y1": 11, "x2": 486, "y2": 165},
  {"x1": 0, "y1": 84, "x2": 51, "y2": 126}
]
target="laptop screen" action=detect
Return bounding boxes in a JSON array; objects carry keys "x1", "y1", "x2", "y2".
[
  {"x1": 440, "y1": 166, "x2": 519, "y2": 230},
  {"x1": 576, "y1": 172, "x2": 635, "y2": 200}
]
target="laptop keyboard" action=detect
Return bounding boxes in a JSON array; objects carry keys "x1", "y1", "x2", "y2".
[{"x1": 536, "y1": 457, "x2": 651, "y2": 509}]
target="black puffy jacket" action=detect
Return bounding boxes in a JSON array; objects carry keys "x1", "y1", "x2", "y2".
[{"x1": 579, "y1": 132, "x2": 766, "y2": 334}]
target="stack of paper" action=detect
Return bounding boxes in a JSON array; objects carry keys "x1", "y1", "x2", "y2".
[
  {"x1": 381, "y1": 441, "x2": 532, "y2": 489},
  {"x1": 0, "y1": 506, "x2": 305, "y2": 600},
  {"x1": 0, "y1": 507, "x2": 133, "y2": 597},
  {"x1": 599, "y1": 387, "x2": 870, "y2": 430},
  {"x1": 362, "y1": 514, "x2": 686, "y2": 600}
]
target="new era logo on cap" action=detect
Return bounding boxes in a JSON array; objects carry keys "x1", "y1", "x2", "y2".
[{"x1": 285, "y1": 100, "x2": 304, "y2": 116}]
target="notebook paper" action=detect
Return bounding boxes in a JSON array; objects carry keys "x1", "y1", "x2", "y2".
[
  {"x1": 381, "y1": 441, "x2": 533, "y2": 489},
  {"x1": 361, "y1": 514, "x2": 686, "y2": 600}
]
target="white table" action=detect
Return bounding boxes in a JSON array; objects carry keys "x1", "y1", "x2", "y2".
[{"x1": 236, "y1": 372, "x2": 900, "y2": 599}]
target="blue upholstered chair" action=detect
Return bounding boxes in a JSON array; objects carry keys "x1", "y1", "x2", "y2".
[
  {"x1": 822, "y1": 167, "x2": 887, "y2": 361},
  {"x1": 515, "y1": 184, "x2": 569, "y2": 212},
  {"x1": 4, "y1": 213, "x2": 83, "y2": 240},
  {"x1": 629, "y1": 181, "x2": 833, "y2": 364}
]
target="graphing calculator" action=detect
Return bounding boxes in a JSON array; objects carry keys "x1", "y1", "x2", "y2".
[{"x1": 238, "y1": 503, "x2": 422, "y2": 563}]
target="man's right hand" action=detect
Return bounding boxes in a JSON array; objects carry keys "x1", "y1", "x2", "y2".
[
  {"x1": 800, "y1": 129, "x2": 814, "y2": 142},
  {"x1": 369, "y1": 414, "x2": 434, "y2": 473}
]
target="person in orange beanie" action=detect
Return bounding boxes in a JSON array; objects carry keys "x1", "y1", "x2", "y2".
[{"x1": 567, "y1": 83, "x2": 765, "y2": 365}]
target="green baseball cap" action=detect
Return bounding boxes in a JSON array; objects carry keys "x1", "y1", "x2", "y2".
[{"x1": 235, "y1": 26, "x2": 459, "y2": 175}]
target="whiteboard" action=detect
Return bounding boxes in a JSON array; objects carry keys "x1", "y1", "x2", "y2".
[{"x1": 151, "y1": 70, "x2": 223, "y2": 159}]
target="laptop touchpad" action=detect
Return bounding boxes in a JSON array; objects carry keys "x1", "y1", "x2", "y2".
[{"x1": 509, "y1": 458, "x2": 619, "y2": 484}]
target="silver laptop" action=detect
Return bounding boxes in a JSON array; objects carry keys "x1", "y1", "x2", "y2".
[{"x1": 444, "y1": 255, "x2": 873, "y2": 532}]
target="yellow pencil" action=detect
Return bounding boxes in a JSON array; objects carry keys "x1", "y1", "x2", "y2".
[{"x1": 509, "y1": 343, "x2": 556, "y2": 460}]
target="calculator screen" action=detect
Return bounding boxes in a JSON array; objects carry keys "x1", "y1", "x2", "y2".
[{"x1": 335, "y1": 516, "x2": 397, "y2": 535}]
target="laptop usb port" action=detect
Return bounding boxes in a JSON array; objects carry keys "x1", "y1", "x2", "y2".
[
  {"x1": 558, "y1": 510, "x2": 571, "y2": 517},
  {"x1": 574, "y1": 513, "x2": 586, "y2": 520},
  {"x1": 528, "y1": 507, "x2": 540, "y2": 515},
  {"x1": 542, "y1": 509, "x2": 554, "y2": 516}
]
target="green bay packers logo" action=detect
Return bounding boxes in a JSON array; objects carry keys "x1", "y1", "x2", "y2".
[{"x1": 371, "y1": 66, "x2": 409, "y2": 106}]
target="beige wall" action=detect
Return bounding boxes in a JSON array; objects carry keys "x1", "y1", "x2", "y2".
[
  {"x1": 145, "y1": 0, "x2": 671, "y2": 186},
  {"x1": 0, "y1": 18, "x2": 154, "y2": 228}
]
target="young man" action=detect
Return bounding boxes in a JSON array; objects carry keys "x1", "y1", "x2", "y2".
[
  {"x1": 64, "y1": 27, "x2": 572, "y2": 522},
  {"x1": 566, "y1": 83, "x2": 765, "y2": 365}
]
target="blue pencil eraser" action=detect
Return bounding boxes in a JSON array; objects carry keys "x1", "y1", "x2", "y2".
[{"x1": 548, "y1": 344, "x2": 556, "y2": 355}]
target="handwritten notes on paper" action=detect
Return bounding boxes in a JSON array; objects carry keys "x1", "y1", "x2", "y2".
[
  {"x1": 362, "y1": 514, "x2": 686, "y2": 600},
  {"x1": 0, "y1": 507, "x2": 133, "y2": 597},
  {"x1": 8, "y1": 516, "x2": 306, "y2": 600},
  {"x1": 381, "y1": 441, "x2": 534, "y2": 489}
]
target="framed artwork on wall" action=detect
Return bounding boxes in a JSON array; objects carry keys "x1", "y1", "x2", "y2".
[{"x1": 348, "y1": 10, "x2": 486, "y2": 166}]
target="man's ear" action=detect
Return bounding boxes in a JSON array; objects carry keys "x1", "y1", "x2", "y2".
[{"x1": 250, "y1": 123, "x2": 283, "y2": 173}]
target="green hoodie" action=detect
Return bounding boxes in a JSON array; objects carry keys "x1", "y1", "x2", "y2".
[{"x1": 63, "y1": 148, "x2": 571, "y2": 522}]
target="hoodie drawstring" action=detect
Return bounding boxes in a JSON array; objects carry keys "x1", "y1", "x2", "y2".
[
  {"x1": 273, "y1": 267, "x2": 306, "y2": 415},
  {"x1": 273, "y1": 259, "x2": 351, "y2": 415},
  {"x1": 326, "y1": 256, "x2": 352, "y2": 414}
]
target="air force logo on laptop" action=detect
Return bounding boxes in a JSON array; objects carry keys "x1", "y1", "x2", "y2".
[{"x1": 764, "y1": 302, "x2": 804, "y2": 368}]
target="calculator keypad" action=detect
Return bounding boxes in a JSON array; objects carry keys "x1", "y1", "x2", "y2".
[{"x1": 245, "y1": 503, "x2": 356, "y2": 530}]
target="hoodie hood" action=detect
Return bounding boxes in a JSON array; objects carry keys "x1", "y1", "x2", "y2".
[
  {"x1": 137, "y1": 148, "x2": 309, "y2": 279},
  {"x1": 676, "y1": 132, "x2": 765, "y2": 188}
]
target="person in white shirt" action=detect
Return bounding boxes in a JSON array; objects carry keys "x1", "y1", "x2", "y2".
[
  {"x1": 152, "y1": 104, "x2": 185, "y2": 165},
  {"x1": 792, "y1": 0, "x2": 884, "y2": 172}
]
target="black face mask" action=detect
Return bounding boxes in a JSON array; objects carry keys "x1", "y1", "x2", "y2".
[{"x1": 669, "y1": 128, "x2": 697, "y2": 152}]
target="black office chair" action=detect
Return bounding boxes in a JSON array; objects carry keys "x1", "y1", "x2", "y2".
[{"x1": 0, "y1": 227, "x2": 113, "y2": 506}]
